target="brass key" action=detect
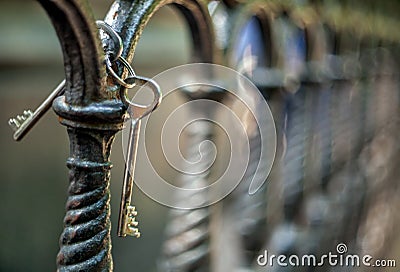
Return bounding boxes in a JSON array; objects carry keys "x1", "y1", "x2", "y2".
[{"x1": 117, "y1": 75, "x2": 162, "y2": 237}]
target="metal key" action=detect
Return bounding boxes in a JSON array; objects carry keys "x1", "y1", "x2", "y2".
[
  {"x1": 8, "y1": 80, "x2": 66, "y2": 141},
  {"x1": 117, "y1": 75, "x2": 162, "y2": 237}
]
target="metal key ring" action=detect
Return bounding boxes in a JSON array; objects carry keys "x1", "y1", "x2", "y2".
[
  {"x1": 105, "y1": 56, "x2": 136, "y2": 89},
  {"x1": 121, "y1": 75, "x2": 162, "y2": 120},
  {"x1": 97, "y1": 20, "x2": 136, "y2": 89},
  {"x1": 96, "y1": 20, "x2": 123, "y2": 62}
]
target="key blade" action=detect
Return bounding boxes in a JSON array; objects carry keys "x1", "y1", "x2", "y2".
[
  {"x1": 118, "y1": 119, "x2": 141, "y2": 237},
  {"x1": 119, "y1": 205, "x2": 141, "y2": 238},
  {"x1": 124, "y1": 206, "x2": 140, "y2": 238},
  {"x1": 12, "y1": 112, "x2": 36, "y2": 141}
]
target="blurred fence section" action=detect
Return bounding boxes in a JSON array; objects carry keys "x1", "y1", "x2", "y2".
[{"x1": 159, "y1": 1, "x2": 400, "y2": 272}]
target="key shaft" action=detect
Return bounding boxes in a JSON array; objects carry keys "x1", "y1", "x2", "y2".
[{"x1": 118, "y1": 118, "x2": 141, "y2": 237}]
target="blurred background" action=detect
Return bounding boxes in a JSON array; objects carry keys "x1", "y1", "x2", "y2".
[{"x1": 1, "y1": 1, "x2": 400, "y2": 272}]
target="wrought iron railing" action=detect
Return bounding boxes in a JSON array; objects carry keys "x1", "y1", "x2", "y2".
[{"x1": 6, "y1": 0, "x2": 400, "y2": 271}]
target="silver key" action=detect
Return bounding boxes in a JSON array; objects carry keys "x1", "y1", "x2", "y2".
[
  {"x1": 8, "y1": 80, "x2": 65, "y2": 141},
  {"x1": 117, "y1": 75, "x2": 162, "y2": 237}
]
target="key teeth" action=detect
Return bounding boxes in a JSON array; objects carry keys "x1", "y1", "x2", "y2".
[
  {"x1": 8, "y1": 109, "x2": 33, "y2": 131},
  {"x1": 24, "y1": 110, "x2": 34, "y2": 116},
  {"x1": 126, "y1": 224, "x2": 141, "y2": 238},
  {"x1": 8, "y1": 118, "x2": 20, "y2": 131},
  {"x1": 125, "y1": 206, "x2": 141, "y2": 238},
  {"x1": 128, "y1": 217, "x2": 139, "y2": 227}
]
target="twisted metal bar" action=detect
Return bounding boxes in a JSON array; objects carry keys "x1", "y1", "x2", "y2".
[
  {"x1": 232, "y1": 128, "x2": 268, "y2": 265},
  {"x1": 312, "y1": 85, "x2": 332, "y2": 189},
  {"x1": 56, "y1": 130, "x2": 116, "y2": 272},
  {"x1": 282, "y1": 87, "x2": 310, "y2": 221},
  {"x1": 159, "y1": 120, "x2": 214, "y2": 271}
]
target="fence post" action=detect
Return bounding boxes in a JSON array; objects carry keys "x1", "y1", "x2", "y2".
[{"x1": 38, "y1": 1, "x2": 125, "y2": 271}]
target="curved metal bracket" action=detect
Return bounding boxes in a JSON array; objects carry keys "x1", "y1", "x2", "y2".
[
  {"x1": 104, "y1": 0, "x2": 214, "y2": 68},
  {"x1": 38, "y1": 0, "x2": 107, "y2": 105}
]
